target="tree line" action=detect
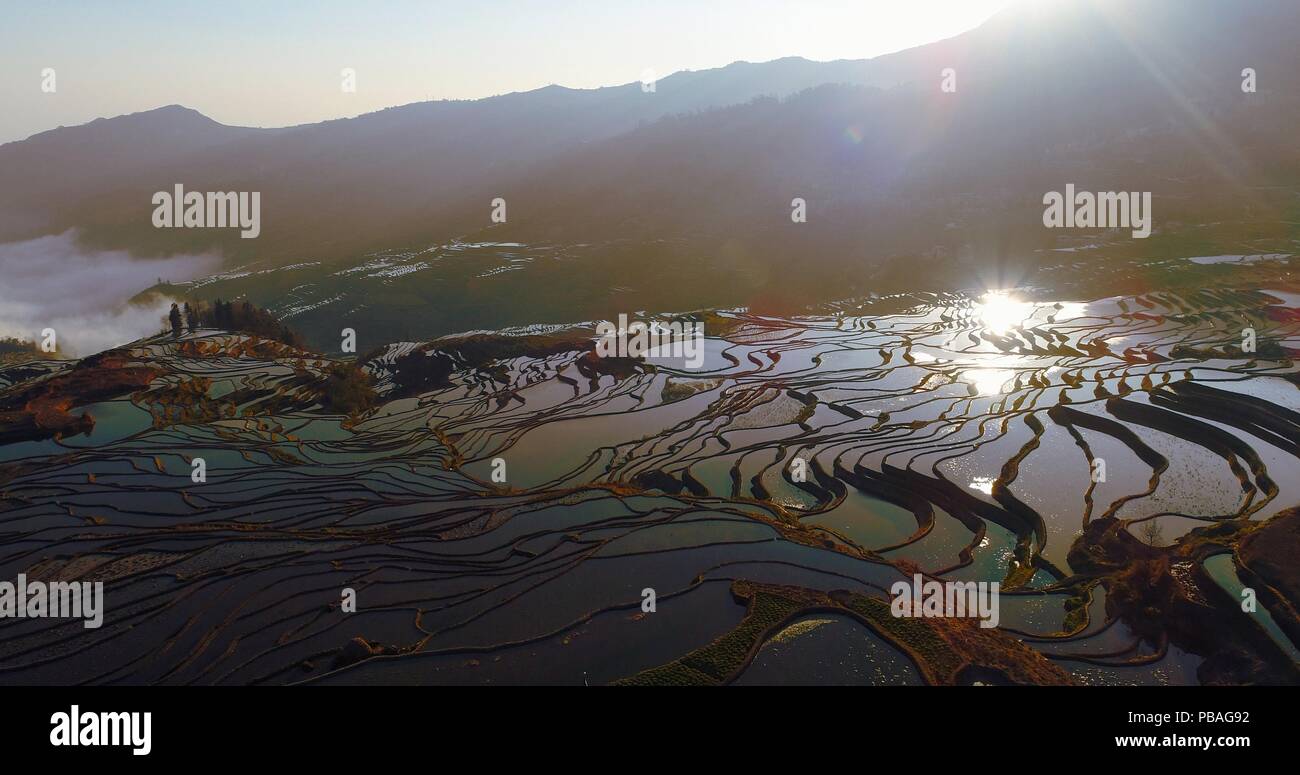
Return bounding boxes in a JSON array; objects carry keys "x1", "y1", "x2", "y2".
[{"x1": 168, "y1": 299, "x2": 305, "y2": 348}]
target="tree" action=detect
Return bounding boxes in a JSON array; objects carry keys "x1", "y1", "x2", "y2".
[
  {"x1": 189, "y1": 297, "x2": 304, "y2": 348},
  {"x1": 168, "y1": 303, "x2": 183, "y2": 336},
  {"x1": 1139, "y1": 518, "x2": 1164, "y2": 547},
  {"x1": 322, "y1": 362, "x2": 378, "y2": 415}
]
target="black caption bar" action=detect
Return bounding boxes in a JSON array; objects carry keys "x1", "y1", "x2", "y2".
[{"x1": 0, "y1": 685, "x2": 1288, "y2": 764}]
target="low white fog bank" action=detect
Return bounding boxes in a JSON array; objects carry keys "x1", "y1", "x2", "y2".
[{"x1": 0, "y1": 231, "x2": 221, "y2": 357}]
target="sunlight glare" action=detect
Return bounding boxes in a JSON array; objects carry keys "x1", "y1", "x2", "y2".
[
  {"x1": 975, "y1": 290, "x2": 1033, "y2": 335},
  {"x1": 965, "y1": 368, "x2": 1016, "y2": 396}
]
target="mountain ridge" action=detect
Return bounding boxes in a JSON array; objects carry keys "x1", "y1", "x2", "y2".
[{"x1": 1, "y1": 0, "x2": 1296, "y2": 307}]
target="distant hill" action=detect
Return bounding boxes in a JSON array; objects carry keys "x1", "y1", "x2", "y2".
[
  {"x1": 0, "y1": 53, "x2": 905, "y2": 259},
  {"x1": 0, "y1": 106, "x2": 281, "y2": 237}
]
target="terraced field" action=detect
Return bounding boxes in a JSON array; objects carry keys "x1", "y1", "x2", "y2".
[{"x1": 2, "y1": 257, "x2": 1299, "y2": 685}]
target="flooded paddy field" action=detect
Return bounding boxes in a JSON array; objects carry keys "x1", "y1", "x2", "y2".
[{"x1": 2, "y1": 255, "x2": 1299, "y2": 685}]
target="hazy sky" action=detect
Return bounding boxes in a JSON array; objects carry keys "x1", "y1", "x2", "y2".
[{"x1": 1, "y1": 0, "x2": 1014, "y2": 144}]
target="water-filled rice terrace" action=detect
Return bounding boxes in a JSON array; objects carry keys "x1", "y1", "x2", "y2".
[{"x1": 2, "y1": 270, "x2": 1299, "y2": 685}]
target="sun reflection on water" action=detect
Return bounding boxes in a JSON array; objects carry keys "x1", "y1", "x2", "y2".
[
  {"x1": 965, "y1": 368, "x2": 1015, "y2": 396},
  {"x1": 975, "y1": 290, "x2": 1034, "y2": 335}
]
